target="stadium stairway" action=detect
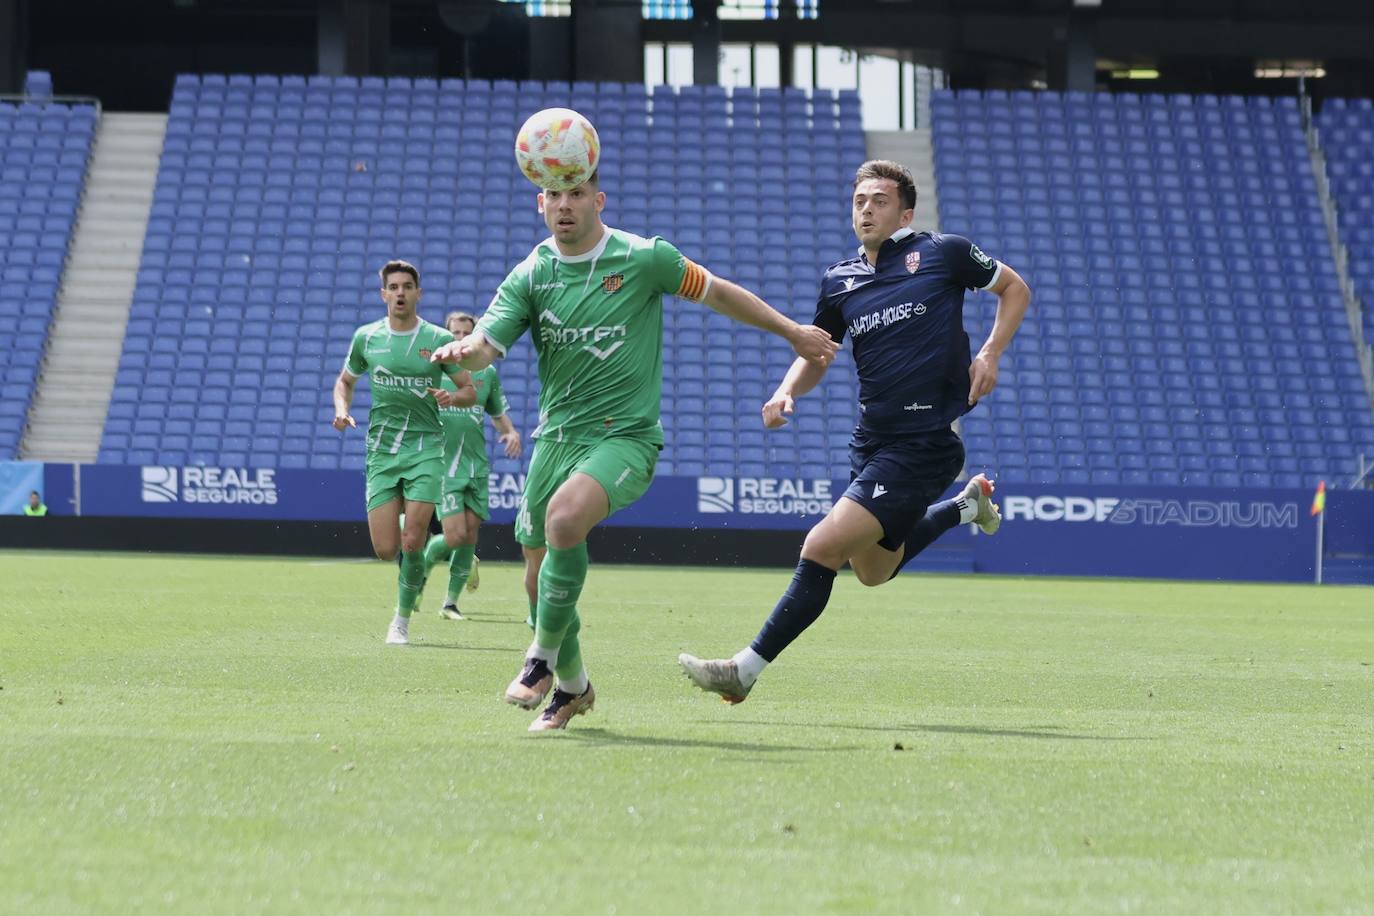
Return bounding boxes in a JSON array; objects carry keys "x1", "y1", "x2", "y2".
[
  {"x1": 21, "y1": 113, "x2": 165, "y2": 462},
  {"x1": 865, "y1": 128, "x2": 940, "y2": 233}
]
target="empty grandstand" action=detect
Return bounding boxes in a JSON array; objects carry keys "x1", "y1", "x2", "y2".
[
  {"x1": 937, "y1": 89, "x2": 1374, "y2": 489},
  {"x1": 0, "y1": 101, "x2": 96, "y2": 460},
  {"x1": 97, "y1": 76, "x2": 865, "y2": 481}
]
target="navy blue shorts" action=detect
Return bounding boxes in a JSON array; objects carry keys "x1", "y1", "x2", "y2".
[{"x1": 842, "y1": 427, "x2": 966, "y2": 551}]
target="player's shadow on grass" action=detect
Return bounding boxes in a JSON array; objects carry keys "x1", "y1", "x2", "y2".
[
  {"x1": 913, "y1": 724, "x2": 1150, "y2": 742},
  {"x1": 565, "y1": 727, "x2": 861, "y2": 755},
  {"x1": 711, "y1": 720, "x2": 1148, "y2": 742},
  {"x1": 457, "y1": 614, "x2": 533, "y2": 626},
  {"x1": 408, "y1": 642, "x2": 521, "y2": 654}
]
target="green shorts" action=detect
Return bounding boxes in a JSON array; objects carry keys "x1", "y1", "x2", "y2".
[
  {"x1": 365, "y1": 449, "x2": 443, "y2": 512},
  {"x1": 515, "y1": 436, "x2": 659, "y2": 548},
  {"x1": 439, "y1": 473, "x2": 491, "y2": 522}
]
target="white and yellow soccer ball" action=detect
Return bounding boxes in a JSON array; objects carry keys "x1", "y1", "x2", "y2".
[{"x1": 514, "y1": 108, "x2": 601, "y2": 191}]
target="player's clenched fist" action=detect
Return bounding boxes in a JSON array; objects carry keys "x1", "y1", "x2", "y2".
[
  {"x1": 428, "y1": 387, "x2": 460, "y2": 408},
  {"x1": 332, "y1": 414, "x2": 357, "y2": 431}
]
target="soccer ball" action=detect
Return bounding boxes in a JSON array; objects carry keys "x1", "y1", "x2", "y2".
[{"x1": 514, "y1": 108, "x2": 601, "y2": 191}]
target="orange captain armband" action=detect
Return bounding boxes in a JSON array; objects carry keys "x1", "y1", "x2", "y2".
[{"x1": 675, "y1": 258, "x2": 712, "y2": 303}]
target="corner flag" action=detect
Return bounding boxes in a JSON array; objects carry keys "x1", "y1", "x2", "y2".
[{"x1": 1311, "y1": 480, "x2": 1326, "y2": 517}]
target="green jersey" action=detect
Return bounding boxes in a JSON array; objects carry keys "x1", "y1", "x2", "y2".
[
  {"x1": 477, "y1": 227, "x2": 710, "y2": 446},
  {"x1": 439, "y1": 365, "x2": 509, "y2": 481},
  {"x1": 343, "y1": 317, "x2": 458, "y2": 458}
]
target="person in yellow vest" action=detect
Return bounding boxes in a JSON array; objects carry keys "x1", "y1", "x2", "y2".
[{"x1": 23, "y1": 491, "x2": 47, "y2": 516}]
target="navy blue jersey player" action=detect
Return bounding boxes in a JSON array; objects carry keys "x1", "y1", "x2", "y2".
[{"x1": 680, "y1": 159, "x2": 1031, "y2": 704}]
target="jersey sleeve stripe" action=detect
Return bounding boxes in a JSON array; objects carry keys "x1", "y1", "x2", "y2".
[
  {"x1": 978, "y1": 261, "x2": 1004, "y2": 291},
  {"x1": 676, "y1": 260, "x2": 710, "y2": 302}
]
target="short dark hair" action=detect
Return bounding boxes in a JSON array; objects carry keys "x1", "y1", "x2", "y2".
[
  {"x1": 29, "y1": 490, "x2": 39, "y2": 497},
  {"x1": 853, "y1": 160, "x2": 917, "y2": 211},
  {"x1": 379, "y1": 260, "x2": 420, "y2": 288},
  {"x1": 446, "y1": 310, "x2": 476, "y2": 331}
]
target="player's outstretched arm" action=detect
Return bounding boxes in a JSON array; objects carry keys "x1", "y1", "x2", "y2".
[
  {"x1": 332, "y1": 370, "x2": 358, "y2": 431},
  {"x1": 762, "y1": 356, "x2": 829, "y2": 429},
  {"x1": 968, "y1": 264, "x2": 1031, "y2": 405},
  {"x1": 492, "y1": 414, "x2": 523, "y2": 458},
  {"x1": 430, "y1": 331, "x2": 500, "y2": 373},
  {"x1": 700, "y1": 276, "x2": 838, "y2": 367}
]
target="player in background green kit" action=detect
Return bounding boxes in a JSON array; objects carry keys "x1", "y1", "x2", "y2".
[
  {"x1": 420, "y1": 309, "x2": 523, "y2": 620},
  {"x1": 430, "y1": 171, "x2": 839, "y2": 730},
  {"x1": 332, "y1": 260, "x2": 477, "y2": 646}
]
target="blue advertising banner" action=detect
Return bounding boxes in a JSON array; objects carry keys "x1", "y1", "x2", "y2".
[
  {"x1": 1324, "y1": 487, "x2": 1374, "y2": 556},
  {"x1": 605, "y1": 474, "x2": 841, "y2": 530},
  {"x1": 0, "y1": 461, "x2": 45, "y2": 515},
  {"x1": 73, "y1": 464, "x2": 851, "y2": 529},
  {"x1": 79, "y1": 464, "x2": 367, "y2": 522},
  {"x1": 975, "y1": 486, "x2": 1314, "y2": 582},
  {"x1": 63, "y1": 464, "x2": 1373, "y2": 583}
]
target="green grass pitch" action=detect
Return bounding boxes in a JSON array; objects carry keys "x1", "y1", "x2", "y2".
[{"x1": 2, "y1": 550, "x2": 1371, "y2": 913}]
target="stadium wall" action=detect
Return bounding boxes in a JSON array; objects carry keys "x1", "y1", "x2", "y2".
[{"x1": 4, "y1": 462, "x2": 1373, "y2": 584}]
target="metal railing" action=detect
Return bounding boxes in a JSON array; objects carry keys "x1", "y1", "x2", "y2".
[{"x1": 1299, "y1": 87, "x2": 1374, "y2": 456}]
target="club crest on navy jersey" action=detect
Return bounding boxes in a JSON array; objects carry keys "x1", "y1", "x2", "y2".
[{"x1": 905, "y1": 251, "x2": 921, "y2": 274}]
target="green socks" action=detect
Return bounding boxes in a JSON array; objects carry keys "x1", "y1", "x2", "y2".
[
  {"x1": 397, "y1": 549, "x2": 426, "y2": 617},
  {"x1": 422, "y1": 533, "x2": 451, "y2": 569},
  {"x1": 554, "y1": 615, "x2": 583, "y2": 685},
  {"x1": 446, "y1": 544, "x2": 475, "y2": 603},
  {"x1": 534, "y1": 543, "x2": 588, "y2": 653}
]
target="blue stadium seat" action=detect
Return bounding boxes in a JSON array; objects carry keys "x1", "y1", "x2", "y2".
[
  {"x1": 938, "y1": 89, "x2": 1374, "y2": 487},
  {"x1": 0, "y1": 100, "x2": 93, "y2": 456}
]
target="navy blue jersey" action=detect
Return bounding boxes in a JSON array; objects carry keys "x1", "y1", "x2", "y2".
[{"x1": 814, "y1": 229, "x2": 1000, "y2": 439}]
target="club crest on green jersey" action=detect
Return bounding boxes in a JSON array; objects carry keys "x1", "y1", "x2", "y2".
[{"x1": 601, "y1": 273, "x2": 624, "y2": 294}]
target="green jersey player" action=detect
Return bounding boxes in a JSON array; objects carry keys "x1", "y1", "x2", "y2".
[
  {"x1": 420, "y1": 309, "x2": 523, "y2": 620},
  {"x1": 332, "y1": 260, "x2": 476, "y2": 646},
  {"x1": 430, "y1": 170, "x2": 838, "y2": 731}
]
